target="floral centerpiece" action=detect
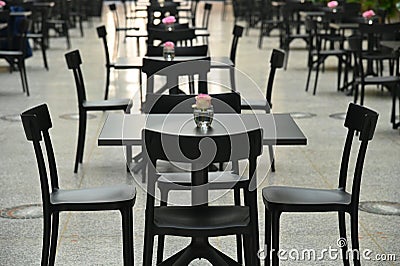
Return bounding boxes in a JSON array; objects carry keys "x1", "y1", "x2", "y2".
[
  {"x1": 192, "y1": 94, "x2": 214, "y2": 128},
  {"x1": 162, "y1": 16, "x2": 176, "y2": 31},
  {"x1": 0, "y1": 1, "x2": 6, "y2": 10},
  {"x1": 163, "y1": 41, "x2": 175, "y2": 61},
  {"x1": 362, "y1": 10, "x2": 375, "y2": 24},
  {"x1": 327, "y1": 1, "x2": 338, "y2": 13}
]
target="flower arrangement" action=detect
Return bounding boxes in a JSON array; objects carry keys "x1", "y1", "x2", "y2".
[
  {"x1": 162, "y1": 16, "x2": 176, "y2": 24},
  {"x1": 193, "y1": 94, "x2": 213, "y2": 128},
  {"x1": 362, "y1": 10, "x2": 375, "y2": 19},
  {"x1": 193, "y1": 94, "x2": 212, "y2": 110},
  {"x1": 327, "y1": 1, "x2": 338, "y2": 9},
  {"x1": 0, "y1": 1, "x2": 6, "y2": 7},
  {"x1": 163, "y1": 41, "x2": 175, "y2": 60}
]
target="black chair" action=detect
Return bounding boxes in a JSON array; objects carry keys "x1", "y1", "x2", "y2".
[
  {"x1": 210, "y1": 25, "x2": 243, "y2": 92},
  {"x1": 46, "y1": 0, "x2": 71, "y2": 49},
  {"x1": 279, "y1": 1, "x2": 312, "y2": 69},
  {"x1": 142, "y1": 56, "x2": 210, "y2": 95},
  {"x1": 241, "y1": 49, "x2": 285, "y2": 172},
  {"x1": 258, "y1": 0, "x2": 282, "y2": 49},
  {"x1": 177, "y1": 0, "x2": 200, "y2": 27},
  {"x1": 196, "y1": 2, "x2": 212, "y2": 30},
  {"x1": 21, "y1": 103, "x2": 136, "y2": 265},
  {"x1": 143, "y1": 92, "x2": 249, "y2": 264},
  {"x1": 262, "y1": 103, "x2": 378, "y2": 266},
  {"x1": 26, "y1": 2, "x2": 54, "y2": 70},
  {"x1": 304, "y1": 18, "x2": 348, "y2": 95},
  {"x1": 0, "y1": 15, "x2": 30, "y2": 96},
  {"x1": 96, "y1": 25, "x2": 142, "y2": 101},
  {"x1": 65, "y1": 50, "x2": 132, "y2": 173},
  {"x1": 143, "y1": 127, "x2": 263, "y2": 265},
  {"x1": 108, "y1": 3, "x2": 140, "y2": 38}
]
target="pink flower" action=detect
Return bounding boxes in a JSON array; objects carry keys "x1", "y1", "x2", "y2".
[
  {"x1": 327, "y1": 1, "x2": 338, "y2": 8},
  {"x1": 163, "y1": 41, "x2": 175, "y2": 48},
  {"x1": 195, "y1": 94, "x2": 212, "y2": 109},
  {"x1": 162, "y1": 16, "x2": 176, "y2": 24},
  {"x1": 0, "y1": 1, "x2": 6, "y2": 7},
  {"x1": 362, "y1": 10, "x2": 375, "y2": 19}
]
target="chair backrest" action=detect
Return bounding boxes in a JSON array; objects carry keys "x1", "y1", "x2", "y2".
[
  {"x1": 229, "y1": 25, "x2": 244, "y2": 64},
  {"x1": 144, "y1": 92, "x2": 241, "y2": 114},
  {"x1": 265, "y1": 49, "x2": 285, "y2": 111},
  {"x1": 142, "y1": 57, "x2": 211, "y2": 94},
  {"x1": 358, "y1": 23, "x2": 400, "y2": 47},
  {"x1": 347, "y1": 35, "x2": 367, "y2": 79},
  {"x1": 20, "y1": 104, "x2": 59, "y2": 209},
  {"x1": 342, "y1": 2, "x2": 361, "y2": 22},
  {"x1": 65, "y1": 50, "x2": 87, "y2": 107},
  {"x1": 199, "y1": 3, "x2": 212, "y2": 29},
  {"x1": 96, "y1": 25, "x2": 112, "y2": 66},
  {"x1": 148, "y1": 22, "x2": 190, "y2": 31},
  {"x1": 146, "y1": 45, "x2": 208, "y2": 57},
  {"x1": 147, "y1": 28, "x2": 196, "y2": 46},
  {"x1": 144, "y1": 127, "x2": 262, "y2": 211},
  {"x1": 338, "y1": 103, "x2": 378, "y2": 206},
  {"x1": 190, "y1": 0, "x2": 200, "y2": 27},
  {"x1": 147, "y1": 4, "x2": 178, "y2": 29},
  {"x1": 108, "y1": 3, "x2": 121, "y2": 30}
]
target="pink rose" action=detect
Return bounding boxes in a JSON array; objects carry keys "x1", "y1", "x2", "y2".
[
  {"x1": 0, "y1": 1, "x2": 6, "y2": 7},
  {"x1": 362, "y1": 10, "x2": 375, "y2": 19},
  {"x1": 195, "y1": 94, "x2": 212, "y2": 109},
  {"x1": 327, "y1": 1, "x2": 338, "y2": 8},
  {"x1": 162, "y1": 16, "x2": 176, "y2": 24},
  {"x1": 163, "y1": 41, "x2": 175, "y2": 48}
]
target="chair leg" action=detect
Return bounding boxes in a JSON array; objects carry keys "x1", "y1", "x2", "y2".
[
  {"x1": 265, "y1": 209, "x2": 272, "y2": 266},
  {"x1": 41, "y1": 39, "x2": 49, "y2": 70},
  {"x1": 121, "y1": 208, "x2": 134, "y2": 266},
  {"x1": 48, "y1": 212, "x2": 59, "y2": 266},
  {"x1": 156, "y1": 188, "x2": 169, "y2": 264},
  {"x1": 268, "y1": 145, "x2": 275, "y2": 172},
  {"x1": 313, "y1": 59, "x2": 321, "y2": 95},
  {"x1": 105, "y1": 66, "x2": 111, "y2": 100},
  {"x1": 229, "y1": 67, "x2": 236, "y2": 92},
  {"x1": 338, "y1": 212, "x2": 350, "y2": 266},
  {"x1": 350, "y1": 212, "x2": 360, "y2": 266},
  {"x1": 243, "y1": 234, "x2": 253, "y2": 266},
  {"x1": 143, "y1": 226, "x2": 155, "y2": 266},
  {"x1": 74, "y1": 111, "x2": 87, "y2": 173},
  {"x1": 233, "y1": 188, "x2": 243, "y2": 264},
  {"x1": 63, "y1": 23, "x2": 71, "y2": 49},
  {"x1": 360, "y1": 84, "x2": 365, "y2": 106},
  {"x1": 41, "y1": 210, "x2": 51, "y2": 266},
  {"x1": 337, "y1": 57, "x2": 342, "y2": 91},
  {"x1": 18, "y1": 60, "x2": 27, "y2": 95},
  {"x1": 305, "y1": 61, "x2": 313, "y2": 92},
  {"x1": 271, "y1": 211, "x2": 281, "y2": 266}
]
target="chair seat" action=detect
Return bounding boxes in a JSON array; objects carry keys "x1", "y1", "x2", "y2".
[
  {"x1": 158, "y1": 171, "x2": 248, "y2": 190},
  {"x1": 83, "y1": 98, "x2": 132, "y2": 111},
  {"x1": 359, "y1": 76, "x2": 400, "y2": 85},
  {"x1": 50, "y1": 184, "x2": 136, "y2": 210},
  {"x1": 313, "y1": 49, "x2": 346, "y2": 56},
  {"x1": 0, "y1": 50, "x2": 24, "y2": 57},
  {"x1": 210, "y1": 56, "x2": 234, "y2": 68},
  {"x1": 154, "y1": 206, "x2": 250, "y2": 235},
  {"x1": 241, "y1": 98, "x2": 268, "y2": 111},
  {"x1": 262, "y1": 186, "x2": 351, "y2": 211},
  {"x1": 114, "y1": 56, "x2": 142, "y2": 69},
  {"x1": 195, "y1": 29, "x2": 209, "y2": 37}
]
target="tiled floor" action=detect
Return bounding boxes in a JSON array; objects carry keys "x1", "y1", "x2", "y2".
[{"x1": 0, "y1": 2, "x2": 399, "y2": 265}]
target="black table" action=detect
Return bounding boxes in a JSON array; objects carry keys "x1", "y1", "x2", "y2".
[{"x1": 98, "y1": 112, "x2": 307, "y2": 264}]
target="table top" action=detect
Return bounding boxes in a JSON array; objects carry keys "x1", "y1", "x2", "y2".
[
  {"x1": 98, "y1": 113, "x2": 307, "y2": 146},
  {"x1": 329, "y1": 22, "x2": 359, "y2": 30},
  {"x1": 380, "y1": 41, "x2": 400, "y2": 52},
  {"x1": 299, "y1": 11, "x2": 325, "y2": 18}
]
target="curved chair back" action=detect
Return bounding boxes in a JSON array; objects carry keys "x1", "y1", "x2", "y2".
[
  {"x1": 144, "y1": 92, "x2": 241, "y2": 114},
  {"x1": 266, "y1": 49, "x2": 285, "y2": 109},
  {"x1": 21, "y1": 104, "x2": 59, "y2": 209},
  {"x1": 96, "y1": 25, "x2": 112, "y2": 66},
  {"x1": 339, "y1": 103, "x2": 378, "y2": 206},
  {"x1": 199, "y1": 3, "x2": 212, "y2": 29},
  {"x1": 65, "y1": 50, "x2": 87, "y2": 108},
  {"x1": 230, "y1": 25, "x2": 244, "y2": 64}
]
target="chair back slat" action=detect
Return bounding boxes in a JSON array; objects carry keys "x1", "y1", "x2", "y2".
[
  {"x1": 65, "y1": 50, "x2": 87, "y2": 105},
  {"x1": 230, "y1": 25, "x2": 244, "y2": 63}
]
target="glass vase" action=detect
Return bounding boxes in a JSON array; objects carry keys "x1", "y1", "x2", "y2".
[
  {"x1": 165, "y1": 23, "x2": 174, "y2": 31},
  {"x1": 163, "y1": 46, "x2": 175, "y2": 61},
  {"x1": 193, "y1": 106, "x2": 214, "y2": 129}
]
